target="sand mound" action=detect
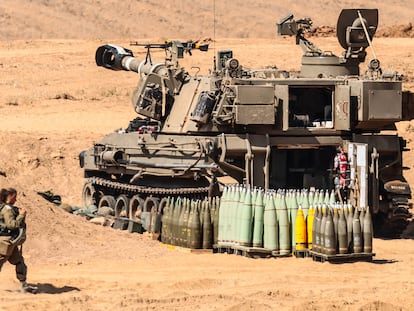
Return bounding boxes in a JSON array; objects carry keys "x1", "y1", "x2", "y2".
[{"x1": 311, "y1": 23, "x2": 414, "y2": 38}]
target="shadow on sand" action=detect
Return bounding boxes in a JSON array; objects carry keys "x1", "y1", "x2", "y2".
[
  {"x1": 35, "y1": 283, "x2": 80, "y2": 294},
  {"x1": 371, "y1": 259, "x2": 399, "y2": 264}
]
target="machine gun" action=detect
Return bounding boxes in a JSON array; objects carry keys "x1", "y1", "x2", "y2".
[
  {"x1": 130, "y1": 40, "x2": 209, "y2": 59},
  {"x1": 277, "y1": 14, "x2": 322, "y2": 55}
]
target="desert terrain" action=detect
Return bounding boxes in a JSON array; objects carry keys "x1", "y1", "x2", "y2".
[{"x1": 0, "y1": 1, "x2": 414, "y2": 310}]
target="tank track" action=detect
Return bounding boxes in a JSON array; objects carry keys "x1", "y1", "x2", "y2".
[{"x1": 87, "y1": 177, "x2": 210, "y2": 196}]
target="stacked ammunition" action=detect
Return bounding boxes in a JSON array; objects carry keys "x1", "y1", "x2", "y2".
[
  {"x1": 311, "y1": 203, "x2": 373, "y2": 255},
  {"x1": 159, "y1": 196, "x2": 220, "y2": 249},
  {"x1": 155, "y1": 185, "x2": 373, "y2": 256},
  {"x1": 216, "y1": 186, "x2": 373, "y2": 256}
]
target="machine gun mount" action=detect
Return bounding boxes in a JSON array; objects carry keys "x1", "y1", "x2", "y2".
[{"x1": 277, "y1": 9, "x2": 379, "y2": 78}]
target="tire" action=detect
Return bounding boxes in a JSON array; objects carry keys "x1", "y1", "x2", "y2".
[
  {"x1": 97, "y1": 195, "x2": 116, "y2": 216},
  {"x1": 115, "y1": 195, "x2": 130, "y2": 218}
]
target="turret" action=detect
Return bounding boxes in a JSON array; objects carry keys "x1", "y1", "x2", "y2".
[{"x1": 95, "y1": 41, "x2": 209, "y2": 121}]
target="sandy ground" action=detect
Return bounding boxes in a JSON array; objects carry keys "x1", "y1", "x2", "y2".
[
  {"x1": 1, "y1": 1, "x2": 414, "y2": 40},
  {"x1": 1, "y1": 239, "x2": 412, "y2": 311},
  {"x1": 0, "y1": 35, "x2": 413, "y2": 310}
]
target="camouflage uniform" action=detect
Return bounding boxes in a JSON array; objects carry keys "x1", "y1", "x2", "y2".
[{"x1": 0, "y1": 203, "x2": 27, "y2": 283}]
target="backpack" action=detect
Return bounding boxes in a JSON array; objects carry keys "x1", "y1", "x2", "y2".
[
  {"x1": 0, "y1": 203, "x2": 10, "y2": 234},
  {"x1": 0, "y1": 203, "x2": 7, "y2": 235}
]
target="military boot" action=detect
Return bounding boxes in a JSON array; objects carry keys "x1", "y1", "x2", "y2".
[{"x1": 21, "y1": 281, "x2": 38, "y2": 294}]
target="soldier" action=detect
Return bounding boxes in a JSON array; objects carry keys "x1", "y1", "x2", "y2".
[
  {"x1": 333, "y1": 146, "x2": 349, "y2": 201},
  {"x1": 0, "y1": 188, "x2": 37, "y2": 293}
]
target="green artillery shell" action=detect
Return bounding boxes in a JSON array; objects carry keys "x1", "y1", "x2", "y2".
[
  {"x1": 337, "y1": 206, "x2": 348, "y2": 254},
  {"x1": 324, "y1": 208, "x2": 336, "y2": 255},
  {"x1": 352, "y1": 209, "x2": 363, "y2": 253}
]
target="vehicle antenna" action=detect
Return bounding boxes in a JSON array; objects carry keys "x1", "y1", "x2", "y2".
[
  {"x1": 213, "y1": 0, "x2": 216, "y2": 71},
  {"x1": 357, "y1": 10, "x2": 377, "y2": 60}
]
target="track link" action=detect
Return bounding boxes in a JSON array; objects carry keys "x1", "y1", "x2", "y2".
[{"x1": 87, "y1": 177, "x2": 210, "y2": 196}]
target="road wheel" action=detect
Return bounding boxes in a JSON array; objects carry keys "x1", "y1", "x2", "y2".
[
  {"x1": 129, "y1": 195, "x2": 144, "y2": 221},
  {"x1": 115, "y1": 194, "x2": 130, "y2": 218},
  {"x1": 143, "y1": 196, "x2": 160, "y2": 232},
  {"x1": 97, "y1": 195, "x2": 116, "y2": 216},
  {"x1": 82, "y1": 182, "x2": 97, "y2": 207}
]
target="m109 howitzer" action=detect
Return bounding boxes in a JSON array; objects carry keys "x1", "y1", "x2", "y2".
[{"x1": 80, "y1": 9, "x2": 413, "y2": 238}]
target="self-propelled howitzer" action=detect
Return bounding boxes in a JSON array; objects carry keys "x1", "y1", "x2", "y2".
[{"x1": 80, "y1": 9, "x2": 412, "y2": 237}]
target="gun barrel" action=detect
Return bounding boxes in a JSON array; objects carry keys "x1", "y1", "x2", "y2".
[{"x1": 95, "y1": 44, "x2": 164, "y2": 75}]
